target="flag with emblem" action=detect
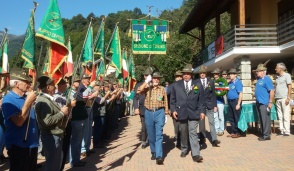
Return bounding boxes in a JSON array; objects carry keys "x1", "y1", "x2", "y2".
[
  {"x1": 128, "y1": 53, "x2": 136, "y2": 90},
  {"x1": 36, "y1": 0, "x2": 68, "y2": 84},
  {"x1": 94, "y1": 19, "x2": 105, "y2": 80},
  {"x1": 22, "y1": 9, "x2": 36, "y2": 81},
  {"x1": 109, "y1": 25, "x2": 122, "y2": 79}
]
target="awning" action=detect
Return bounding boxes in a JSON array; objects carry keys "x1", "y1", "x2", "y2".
[{"x1": 179, "y1": 0, "x2": 235, "y2": 34}]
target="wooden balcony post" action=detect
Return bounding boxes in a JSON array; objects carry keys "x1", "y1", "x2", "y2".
[
  {"x1": 201, "y1": 26, "x2": 205, "y2": 49},
  {"x1": 239, "y1": 0, "x2": 245, "y2": 26}
]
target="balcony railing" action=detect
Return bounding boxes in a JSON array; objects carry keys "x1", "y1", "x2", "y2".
[
  {"x1": 193, "y1": 24, "x2": 278, "y2": 65},
  {"x1": 277, "y1": 15, "x2": 294, "y2": 45}
]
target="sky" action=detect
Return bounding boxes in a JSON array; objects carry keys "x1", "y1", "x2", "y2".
[{"x1": 0, "y1": 0, "x2": 183, "y2": 35}]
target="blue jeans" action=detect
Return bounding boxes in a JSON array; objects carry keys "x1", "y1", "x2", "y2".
[
  {"x1": 111, "y1": 105, "x2": 120, "y2": 130},
  {"x1": 70, "y1": 120, "x2": 85, "y2": 165},
  {"x1": 145, "y1": 109, "x2": 165, "y2": 158},
  {"x1": 93, "y1": 115, "x2": 105, "y2": 145},
  {"x1": 214, "y1": 103, "x2": 225, "y2": 132},
  {"x1": 0, "y1": 126, "x2": 4, "y2": 154},
  {"x1": 41, "y1": 134, "x2": 63, "y2": 171},
  {"x1": 81, "y1": 107, "x2": 93, "y2": 153}
]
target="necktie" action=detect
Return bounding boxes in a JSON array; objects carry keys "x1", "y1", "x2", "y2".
[
  {"x1": 202, "y1": 79, "x2": 206, "y2": 89},
  {"x1": 185, "y1": 81, "x2": 189, "y2": 94}
]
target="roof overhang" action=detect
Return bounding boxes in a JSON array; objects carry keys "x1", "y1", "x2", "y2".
[{"x1": 179, "y1": 0, "x2": 236, "y2": 34}]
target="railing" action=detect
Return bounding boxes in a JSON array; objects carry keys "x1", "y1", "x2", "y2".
[
  {"x1": 193, "y1": 24, "x2": 278, "y2": 66},
  {"x1": 277, "y1": 15, "x2": 294, "y2": 44}
]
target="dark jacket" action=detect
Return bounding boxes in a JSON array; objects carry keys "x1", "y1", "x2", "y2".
[
  {"x1": 170, "y1": 79, "x2": 205, "y2": 120},
  {"x1": 197, "y1": 78, "x2": 217, "y2": 110},
  {"x1": 133, "y1": 82, "x2": 146, "y2": 116}
]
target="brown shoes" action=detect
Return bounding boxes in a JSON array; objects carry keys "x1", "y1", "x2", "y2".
[{"x1": 232, "y1": 134, "x2": 241, "y2": 138}]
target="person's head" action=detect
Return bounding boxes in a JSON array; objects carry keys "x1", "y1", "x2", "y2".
[
  {"x1": 10, "y1": 68, "x2": 33, "y2": 95},
  {"x1": 181, "y1": 64, "x2": 193, "y2": 82},
  {"x1": 197, "y1": 65, "x2": 207, "y2": 79},
  {"x1": 81, "y1": 74, "x2": 91, "y2": 86},
  {"x1": 275, "y1": 62, "x2": 286, "y2": 75},
  {"x1": 37, "y1": 76, "x2": 56, "y2": 95},
  {"x1": 152, "y1": 72, "x2": 163, "y2": 87},
  {"x1": 228, "y1": 68, "x2": 238, "y2": 81},
  {"x1": 255, "y1": 64, "x2": 267, "y2": 78},
  {"x1": 104, "y1": 83, "x2": 109, "y2": 91},
  {"x1": 211, "y1": 68, "x2": 221, "y2": 79},
  {"x1": 221, "y1": 71, "x2": 228, "y2": 78},
  {"x1": 165, "y1": 82, "x2": 169, "y2": 87},
  {"x1": 174, "y1": 71, "x2": 183, "y2": 81},
  {"x1": 143, "y1": 67, "x2": 152, "y2": 79},
  {"x1": 93, "y1": 85, "x2": 100, "y2": 92},
  {"x1": 112, "y1": 82, "x2": 118, "y2": 89},
  {"x1": 57, "y1": 79, "x2": 67, "y2": 93}
]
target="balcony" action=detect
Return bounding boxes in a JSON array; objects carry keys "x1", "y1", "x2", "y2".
[
  {"x1": 193, "y1": 24, "x2": 278, "y2": 66},
  {"x1": 277, "y1": 15, "x2": 294, "y2": 45}
]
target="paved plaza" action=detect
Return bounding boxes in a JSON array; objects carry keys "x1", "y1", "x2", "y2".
[{"x1": 1, "y1": 115, "x2": 294, "y2": 171}]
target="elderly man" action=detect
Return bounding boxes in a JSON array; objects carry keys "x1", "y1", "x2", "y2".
[
  {"x1": 275, "y1": 63, "x2": 292, "y2": 136},
  {"x1": 167, "y1": 70, "x2": 183, "y2": 149},
  {"x1": 69, "y1": 74, "x2": 97, "y2": 167},
  {"x1": 170, "y1": 64, "x2": 205, "y2": 162},
  {"x1": 2, "y1": 68, "x2": 38, "y2": 171},
  {"x1": 254, "y1": 64, "x2": 275, "y2": 141},
  {"x1": 134, "y1": 68, "x2": 153, "y2": 149},
  {"x1": 137, "y1": 71, "x2": 168, "y2": 165},
  {"x1": 227, "y1": 68, "x2": 244, "y2": 138},
  {"x1": 34, "y1": 76, "x2": 69, "y2": 171},
  {"x1": 197, "y1": 66, "x2": 221, "y2": 147}
]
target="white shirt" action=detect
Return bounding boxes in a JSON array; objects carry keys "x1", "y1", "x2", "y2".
[
  {"x1": 184, "y1": 79, "x2": 192, "y2": 91},
  {"x1": 201, "y1": 78, "x2": 207, "y2": 88}
]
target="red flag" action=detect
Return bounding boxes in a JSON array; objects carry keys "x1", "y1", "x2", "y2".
[
  {"x1": 90, "y1": 64, "x2": 97, "y2": 82},
  {"x1": 48, "y1": 42, "x2": 68, "y2": 84},
  {"x1": 215, "y1": 35, "x2": 224, "y2": 56}
]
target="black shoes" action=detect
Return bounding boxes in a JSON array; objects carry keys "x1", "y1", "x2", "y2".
[
  {"x1": 258, "y1": 137, "x2": 271, "y2": 141},
  {"x1": 71, "y1": 161, "x2": 86, "y2": 167},
  {"x1": 212, "y1": 140, "x2": 221, "y2": 147},
  {"x1": 141, "y1": 144, "x2": 147, "y2": 149},
  {"x1": 180, "y1": 152, "x2": 187, "y2": 158},
  {"x1": 192, "y1": 155, "x2": 203, "y2": 162},
  {"x1": 156, "y1": 157, "x2": 164, "y2": 165},
  {"x1": 151, "y1": 153, "x2": 156, "y2": 160}
]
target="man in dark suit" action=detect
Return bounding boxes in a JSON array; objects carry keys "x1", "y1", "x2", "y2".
[
  {"x1": 196, "y1": 66, "x2": 221, "y2": 147},
  {"x1": 170, "y1": 64, "x2": 205, "y2": 162},
  {"x1": 133, "y1": 68, "x2": 152, "y2": 149},
  {"x1": 166, "y1": 71, "x2": 183, "y2": 148}
]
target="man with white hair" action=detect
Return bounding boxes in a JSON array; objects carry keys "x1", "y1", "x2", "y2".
[
  {"x1": 275, "y1": 62, "x2": 292, "y2": 136},
  {"x1": 2, "y1": 68, "x2": 38, "y2": 171}
]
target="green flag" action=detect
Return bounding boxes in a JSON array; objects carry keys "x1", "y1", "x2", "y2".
[
  {"x1": 128, "y1": 53, "x2": 137, "y2": 90},
  {"x1": 94, "y1": 20, "x2": 105, "y2": 77},
  {"x1": 22, "y1": 9, "x2": 35, "y2": 70},
  {"x1": 36, "y1": 0, "x2": 66, "y2": 47},
  {"x1": 81, "y1": 26, "x2": 93, "y2": 64},
  {"x1": 109, "y1": 26, "x2": 122, "y2": 75}
]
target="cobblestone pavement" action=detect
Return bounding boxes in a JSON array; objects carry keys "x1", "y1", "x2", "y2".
[{"x1": 1, "y1": 115, "x2": 294, "y2": 171}]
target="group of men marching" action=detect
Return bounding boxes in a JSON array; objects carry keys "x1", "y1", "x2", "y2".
[
  {"x1": 0, "y1": 67, "x2": 127, "y2": 171},
  {"x1": 135, "y1": 61, "x2": 292, "y2": 165}
]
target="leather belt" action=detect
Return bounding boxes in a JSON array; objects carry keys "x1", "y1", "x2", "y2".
[
  {"x1": 146, "y1": 107, "x2": 164, "y2": 112},
  {"x1": 228, "y1": 99, "x2": 238, "y2": 102}
]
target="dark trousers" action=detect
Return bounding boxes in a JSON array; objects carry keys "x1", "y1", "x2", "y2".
[
  {"x1": 256, "y1": 103, "x2": 271, "y2": 138},
  {"x1": 93, "y1": 115, "x2": 105, "y2": 145},
  {"x1": 140, "y1": 115, "x2": 148, "y2": 145},
  {"x1": 112, "y1": 104, "x2": 120, "y2": 130},
  {"x1": 7, "y1": 145, "x2": 38, "y2": 171},
  {"x1": 172, "y1": 118, "x2": 181, "y2": 146},
  {"x1": 228, "y1": 100, "x2": 242, "y2": 134},
  {"x1": 60, "y1": 121, "x2": 72, "y2": 171}
]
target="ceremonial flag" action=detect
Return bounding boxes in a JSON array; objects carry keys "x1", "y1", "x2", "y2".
[
  {"x1": 81, "y1": 26, "x2": 93, "y2": 76},
  {"x1": 94, "y1": 19, "x2": 105, "y2": 79},
  {"x1": 109, "y1": 26, "x2": 122, "y2": 77},
  {"x1": 1, "y1": 38, "x2": 8, "y2": 73},
  {"x1": 36, "y1": 0, "x2": 68, "y2": 84},
  {"x1": 66, "y1": 37, "x2": 74, "y2": 76},
  {"x1": 128, "y1": 53, "x2": 136, "y2": 90},
  {"x1": 122, "y1": 50, "x2": 128, "y2": 79}
]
